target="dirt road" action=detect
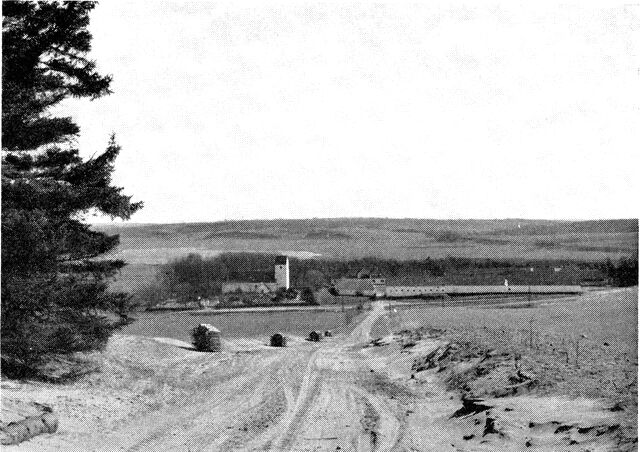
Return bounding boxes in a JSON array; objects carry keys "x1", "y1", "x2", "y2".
[
  {"x1": 10, "y1": 301, "x2": 410, "y2": 451},
  {"x1": 87, "y1": 302, "x2": 394, "y2": 451},
  {"x1": 7, "y1": 299, "x2": 629, "y2": 451}
]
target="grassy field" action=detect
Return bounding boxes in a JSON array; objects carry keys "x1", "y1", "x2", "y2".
[
  {"x1": 120, "y1": 307, "x2": 365, "y2": 343},
  {"x1": 96, "y1": 218, "x2": 638, "y2": 263},
  {"x1": 379, "y1": 288, "x2": 637, "y2": 406}
]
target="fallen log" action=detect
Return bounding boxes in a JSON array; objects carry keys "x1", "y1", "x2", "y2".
[{"x1": 0, "y1": 411, "x2": 58, "y2": 445}]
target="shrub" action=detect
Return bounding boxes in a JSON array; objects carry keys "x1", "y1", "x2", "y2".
[
  {"x1": 300, "y1": 287, "x2": 318, "y2": 305},
  {"x1": 603, "y1": 256, "x2": 638, "y2": 287},
  {"x1": 191, "y1": 324, "x2": 221, "y2": 352}
]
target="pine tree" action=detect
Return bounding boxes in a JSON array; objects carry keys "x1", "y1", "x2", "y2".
[{"x1": 2, "y1": 1, "x2": 142, "y2": 377}]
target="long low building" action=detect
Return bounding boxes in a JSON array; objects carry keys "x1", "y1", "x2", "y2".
[
  {"x1": 221, "y1": 282, "x2": 278, "y2": 294},
  {"x1": 385, "y1": 285, "x2": 583, "y2": 297},
  {"x1": 330, "y1": 278, "x2": 583, "y2": 298}
]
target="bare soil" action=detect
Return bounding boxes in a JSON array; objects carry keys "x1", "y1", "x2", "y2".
[{"x1": 2, "y1": 295, "x2": 636, "y2": 451}]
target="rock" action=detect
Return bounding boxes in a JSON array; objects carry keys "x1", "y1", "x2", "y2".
[
  {"x1": 554, "y1": 424, "x2": 572, "y2": 434},
  {"x1": 450, "y1": 397, "x2": 493, "y2": 418},
  {"x1": 610, "y1": 402, "x2": 624, "y2": 412},
  {"x1": 370, "y1": 338, "x2": 388, "y2": 347},
  {"x1": 483, "y1": 416, "x2": 503, "y2": 437}
]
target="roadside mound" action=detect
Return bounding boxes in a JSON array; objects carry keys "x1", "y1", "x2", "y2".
[
  {"x1": 402, "y1": 328, "x2": 638, "y2": 451},
  {"x1": 0, "y1": 334, "x2": 230, "y2": 449},
  {"x1": 412, "y1": 340, "x2": 538, "y2": 399}
]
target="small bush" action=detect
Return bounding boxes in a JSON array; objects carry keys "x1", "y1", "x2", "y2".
[
  {"x1": 300, "y1": 287, "x2": 317, "y2": 305},
  {"x1": 191, "y1": 324, "x2": 221, "y2": 352},
  {"x1": 270, "y1": 333, "x2": 286, "y2": 347}
]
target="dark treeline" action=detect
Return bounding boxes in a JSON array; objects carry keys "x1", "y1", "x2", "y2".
[
  {"x1": 604, "y1": 256, "x2": 638, "y2": 287},
  {"x1": 134, "y1": 252, "x2": 637, "y2": 307},
  {"x1": 2, "y1": 2, "x2": 141, "y2": 378}
]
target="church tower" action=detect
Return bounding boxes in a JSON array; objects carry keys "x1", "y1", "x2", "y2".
[{"x1": 275, "y1": 255, "x2": 290, "y2": 289}]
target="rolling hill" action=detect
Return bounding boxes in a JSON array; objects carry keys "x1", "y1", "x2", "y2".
[
  {"x1": 95, "y1": 218, "x2": 637, "y2": 262},
  {"x1": 93, "y1": 218, "x2": 637, "y2": 293}
]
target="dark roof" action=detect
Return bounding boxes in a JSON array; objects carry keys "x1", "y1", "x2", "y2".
[{"x1": 275, "y1": 255, "x2": 288, "y2": 265}]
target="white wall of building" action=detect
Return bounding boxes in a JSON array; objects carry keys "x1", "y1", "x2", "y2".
[{"x1": 275, "y1": 256, "x2": 290, "y2": 289}]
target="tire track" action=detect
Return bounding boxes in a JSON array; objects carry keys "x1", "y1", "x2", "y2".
[
  {"x1": 84, "y1": 301, "x2": 393, "y2": 451},
  {"x1": 351, "y1": 385, "x2": 402, "y2": 451},
  {"x1": 125, "y1": 364, "x2": 275, "y2": 451},
  {"x1": 260, "y1": 301, "x2": 401, "y2": 451},
  {"x1": 263, "y1": 350, "x2": 324, "y2": 451},
  {"x1": 86, "y1": 351, "x2": 282, "y2": 451}
]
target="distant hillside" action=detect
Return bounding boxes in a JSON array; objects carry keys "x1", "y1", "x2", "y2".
[
  {"x1": 304, "y1": 230, "x2": 352, "y2": 240},
  {"x1": 203, "y1": 231, "x2": 281, "y2": 240},
  {"x1": 93, "y1": 218, "x2": 637, "y2": 294},
  {"x1": 496, "y1": 219, "x2": 639, "y2": 236},
  {"x1": 94, "y1": 218, "x2": 637, "y2": 264}
]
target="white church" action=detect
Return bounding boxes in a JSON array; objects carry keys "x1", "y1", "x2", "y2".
[{"x1": 221, "y1": 255, "x2": 290, "y2": 295}]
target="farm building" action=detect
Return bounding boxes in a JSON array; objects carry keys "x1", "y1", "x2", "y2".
[
  {"x1": 221, "y1": 256, "x2": 290, "y2": 294},
  {"x1": 331, "y1": 265, "x2": 582, "y2": 298},
  {"x1": 221, "y1": 282, "x2": 278, "y2": 294},
  {"x1": 331, "y1": 270, "x2": 583, "y2": 298},
  {"x1": 384, "y1": 285, "x2": 583, "y2": 297},
  {"x1": 331, "y1": 268, "x2": 387, "y2": 298},
  {"x1": 331, "y1": 275, "x2": 387, "y2": 298}
]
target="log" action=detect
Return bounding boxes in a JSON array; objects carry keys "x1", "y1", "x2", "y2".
[{"x1": 0, "y1": 412, "x2": 59, "y2": 445}]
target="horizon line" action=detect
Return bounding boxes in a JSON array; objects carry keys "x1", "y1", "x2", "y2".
[{"x1": 90, "y1": 216, "x2": 640, "y2": 226}]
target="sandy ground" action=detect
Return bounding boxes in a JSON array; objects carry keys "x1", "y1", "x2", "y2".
[{"x1": 2, "y1": 300, "x2": 632, "y2": 451}]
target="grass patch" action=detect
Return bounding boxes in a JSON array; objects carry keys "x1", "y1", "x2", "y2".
[
  {"x1": 120, "y1": 308, "x2": 365, "y2": 342},
  {"x1": 203, "y1": 231, "x2": 281, "y2": 239},
  {"x1": 303, "y1": 230, "x2": 351, "y2": 239},
  {"x1": 398, "y1": 289, "x2": 638, "y2": 407}
]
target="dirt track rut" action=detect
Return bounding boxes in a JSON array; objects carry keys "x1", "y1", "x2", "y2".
[
  {"x1": 12, "y1": 294, "x2": 631, "y2": 451},
  {"x1": 265, "y1": 301, "x2": 402, "y2": 452},
  {"x1": 78, "y1": 301, "x2": 401, "y2": 451}
]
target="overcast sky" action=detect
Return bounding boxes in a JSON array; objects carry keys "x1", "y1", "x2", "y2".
[{"x1": 59, "y1": 1, "x2": 639, "y2": 223}]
